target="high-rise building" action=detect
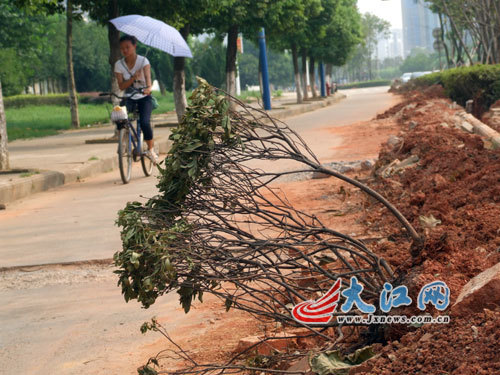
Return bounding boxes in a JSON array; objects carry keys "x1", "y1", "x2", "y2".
[
  {"x1": 401, "y1": 0, "x2": 440, "y2": 57},
  {"x1": 392, "y1": 29, "x2": 403, "y2": 58},
  {"x1": 376, "y1": 29, "x2": 404, "y2": 60}
]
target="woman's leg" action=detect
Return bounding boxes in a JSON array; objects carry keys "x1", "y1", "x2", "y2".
[{"x1": 138, "y1": 96, "x2": 154, "y2": 150}]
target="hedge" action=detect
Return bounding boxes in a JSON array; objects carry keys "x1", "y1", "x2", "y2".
[
  {"x1": 338, "y1": 79, "x2": 392, "y2": 90},
  {"x1": 4, "y1": 93, "x2": 109, "y2": 109},
  {"x1": 414, "y1": 64, "x2": 500, "y2": 111}
]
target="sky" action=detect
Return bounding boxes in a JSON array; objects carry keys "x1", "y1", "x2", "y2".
[{"x1": 357, "y1": 0, "x2": 403, "y2": 29}]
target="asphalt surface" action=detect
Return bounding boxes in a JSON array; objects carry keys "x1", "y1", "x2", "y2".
[{"x1": 0, "y1": 86, "x2": 399, "y2": 374}]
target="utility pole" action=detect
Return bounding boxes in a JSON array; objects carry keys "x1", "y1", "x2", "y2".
[
  {"x1": 258, "y1": 28, "x2": 271, "y2": 110},
  {"x1": 319, "y1": 62, "x2": 326, "y2": 97}
]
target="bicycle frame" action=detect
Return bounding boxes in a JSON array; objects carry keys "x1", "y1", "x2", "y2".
[
  {"x1": 122, "y1": 107, "x2": 143, "y2": 158},
  {"x1": 99, "y1": 88, "x2": 150, "y2": 161}
]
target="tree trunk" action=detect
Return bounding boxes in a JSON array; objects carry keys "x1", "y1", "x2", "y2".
[
  {"x1": 0, "y1": 81, "x2": 8, "y2": 171},
  {"x1": 153, "y1": 65, "x2": 167, "y2": 96},
  {"x1": 368, "y1": 56, "x2": 372, "y2": 80},
  {"x1": 441, "y1": 0, "x2": 474, "y2": 66},
  {"x1": 438, "y1": 12, "x2": 452, "y2": 68},
  {"x1": 309, "y1": 56, "x2": 317, "y2": 98},
  {"x1": 66, "y1": 0, "x2": 79, "y2": 129},
  {"x1": 291, "y1": 44, "x2": 303, "y2": 104},
  {"x1": 301, "y1": 48, "x2": 309, "y2": 100},
  {"x1": 325, "y1": 63, "x2": 332, "y2": 95},
  {"x1": 173, "y1": 24, "x2": 190, "y2": 122},
  {"x1": 492, "y1": 0, "x2": 500, "y2": 63},
  {"x1": 225, "y1": 25, "x2": 238, "y2": 98},
  {"x1": 108, "y1": 0, "x2": 121, "y2": 105}
]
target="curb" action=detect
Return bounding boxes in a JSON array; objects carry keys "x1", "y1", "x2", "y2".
[
  {"x1": 0, "y1": 170, "x2": 65, "y2": 204},
  {"x1": 0, "y1": 135, "x2": 172, "y2": 205},
  {"x1": 269, "y1": 93, "x2": 346, "y2": 120},
  {"x1": 0, "y1": 94, "x2": 344, "y2": 205}
]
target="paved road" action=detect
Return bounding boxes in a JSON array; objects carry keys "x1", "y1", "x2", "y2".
[
  {"x1": 0, "y1": 86, "x2": 397, "y2": 268},
  {"x1": 0, "y1": 87, "x2": 400, "y2": 375}
]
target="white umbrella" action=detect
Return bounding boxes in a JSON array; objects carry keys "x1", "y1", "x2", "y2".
[{"x1": 110, "y1": 15, "x2": 193, "y2": 58}]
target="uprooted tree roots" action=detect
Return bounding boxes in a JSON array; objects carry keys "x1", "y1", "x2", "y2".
[{"x1": 114, "y1": 78, "x2": 420, "y2": 374}]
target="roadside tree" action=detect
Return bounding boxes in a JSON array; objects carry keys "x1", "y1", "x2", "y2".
[
  {"x1": 0, "y1": 81, "x2": 8, "y2": 171},
  {"x1": 361, "y1": 13, "x2": 390, "y2": 80},
  {"x1": 15, "y1": 0, "x2": 80, "y2": 127},
  {"x1": 265, "y1": 0, "x2": 323, "y2": 103}
]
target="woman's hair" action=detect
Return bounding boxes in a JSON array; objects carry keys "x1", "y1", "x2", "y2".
[{"x1": 119, "y1": 35, "x2": 137, "y2": 45}]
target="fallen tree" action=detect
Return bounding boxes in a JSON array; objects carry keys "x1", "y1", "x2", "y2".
[{"x1": 114, "y1": 78, "x2": 420, "y2": 373}]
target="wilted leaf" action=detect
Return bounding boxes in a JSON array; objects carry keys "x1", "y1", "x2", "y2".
[
  {"x1": 310, "y1": 351, "x2": 351, "y2": 375},
  {"x1": 419, "y1": 214, "x2": 442, "y2": 228},
  {"x1": 225, "y1": 297, "x2": 233, "y2": 311},
  {"x1": 346, "y1": 346, "x2": 376, "y2": 365},
  {"x1": 309, "y1": 346, "x2": 376, "y2": 375},
  {"x1": 138, "y1": 365, "x2": 158, "y2": 375}
]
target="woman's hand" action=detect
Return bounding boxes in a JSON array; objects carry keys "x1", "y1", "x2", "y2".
[{"x1": 143, "y1": 87, "x2": 152, "y2": 95}]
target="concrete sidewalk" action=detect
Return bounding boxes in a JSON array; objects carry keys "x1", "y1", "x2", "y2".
[{"x1": 0, "y1": 92, "x2": 345, "y2": 205}]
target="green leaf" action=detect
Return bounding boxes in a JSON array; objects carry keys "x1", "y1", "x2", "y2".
[
  {"x1": 187, "y1": 166, "x2": 197, "y2": 178},
  {"x1": 184, "y1": 141, "x2": 203, "y2": 152},
  {"x1": 130, "y1": 252, "x2": 141, "y2": 268},
  {"x1": 124, "y1": 229, "x2": 135, "y2": 242}
]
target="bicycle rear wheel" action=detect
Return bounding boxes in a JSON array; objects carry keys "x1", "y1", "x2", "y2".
[
  {"x1": 118, "y1": 127, "x2": 132, "y2": 184},
  {"x1": 140, "y1": 133, "x2": 154, "y2": 176}
]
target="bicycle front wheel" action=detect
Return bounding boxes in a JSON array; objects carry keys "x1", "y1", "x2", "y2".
[
  {"x1": 118, "y1": 127, "x2": 132, "y2": 184},
  {"x1": 141, "y1": 134, "x2": 154, "y2": 177}
]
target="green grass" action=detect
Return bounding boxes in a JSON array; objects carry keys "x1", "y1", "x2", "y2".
[
  {"x1": 153, "y1": 92, "x2": 176, "y2": 113},
  {"x1": 237, "y1": 90, "x2": 261, "y2": 101},
  {"x1": 20, "y1": 171, "x2": 39, "y2": 178},
  {"x1": 5, "y1": 91, "x2": 175, "y2": 141},
  {"x1": 338, "y1": 79, "x2": 392, "y2": 90}
]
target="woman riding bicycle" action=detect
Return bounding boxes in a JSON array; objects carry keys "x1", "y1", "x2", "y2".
[{"x1": 114, "y1": 34, "x2": 158, "y2": 164}]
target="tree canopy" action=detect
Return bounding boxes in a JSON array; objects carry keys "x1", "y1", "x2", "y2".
[{"x1": 2, "y1": 0, "x2": 366, "y2": 97}]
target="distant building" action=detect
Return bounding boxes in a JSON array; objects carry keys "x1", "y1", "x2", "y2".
[
  {"x1": 392, "y1": 29, "x2": 403, "y2": 58},
  {"x1": 401, "y1": 0, "x2": 440, "y2": 57},
  {"x1": 377, "y1": 29, "x2": 404, "y2": 60}
]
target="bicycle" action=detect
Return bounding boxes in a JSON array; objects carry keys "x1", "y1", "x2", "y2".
[{"x1": 99, "y1": 88, "x2": 154, "y2": 184}]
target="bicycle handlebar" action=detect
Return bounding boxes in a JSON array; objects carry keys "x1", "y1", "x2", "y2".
[{"x1": 98, "y1": 87, "x2": 145, "y2": 99}]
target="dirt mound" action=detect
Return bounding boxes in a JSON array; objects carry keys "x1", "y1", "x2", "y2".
[
  {"x1": 350, "y1": 91, "x2": 500, "y2": 373},
  {"x1": 376, "y1": 85, "x2": 447, "y2": 121},
  {"x1": 273, "y1": 91, "x2": 500, "y2": 375},
  {"x1": 357, "y1": 309, "x2": 500, "y2": 375},
  {"x1": 368, "y1": 93, "x2": 500, "y2": 287}
]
